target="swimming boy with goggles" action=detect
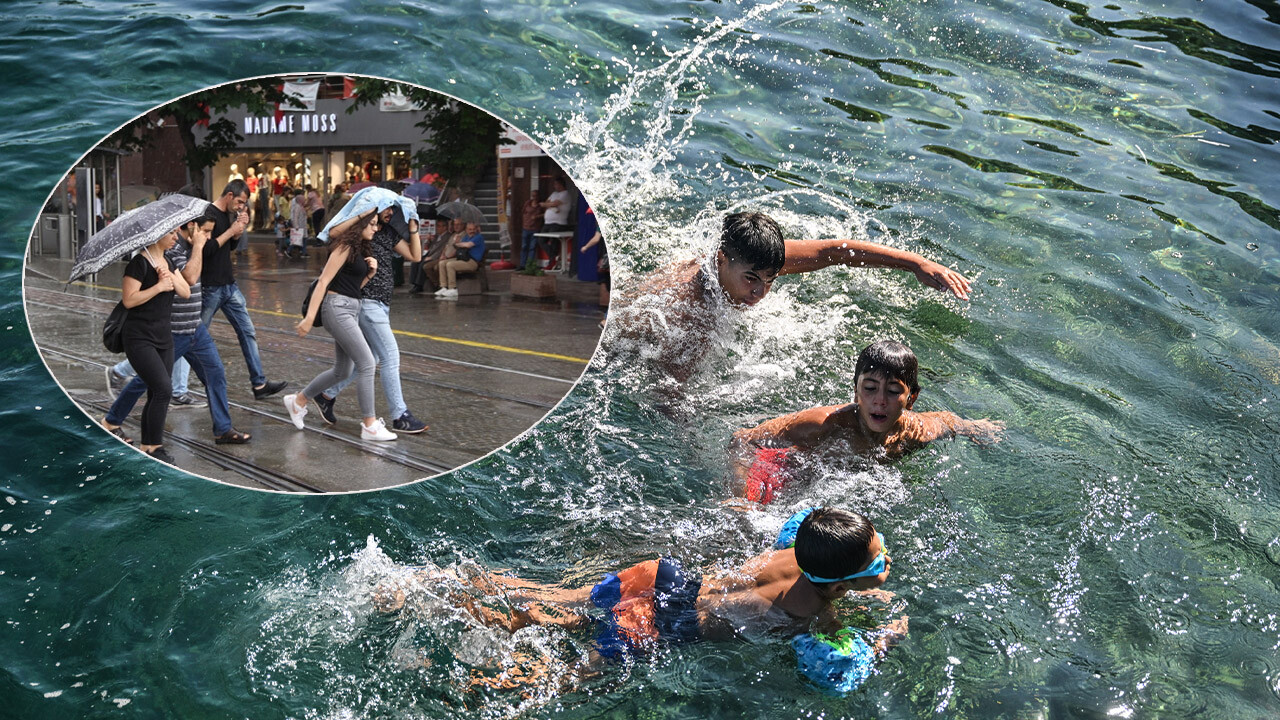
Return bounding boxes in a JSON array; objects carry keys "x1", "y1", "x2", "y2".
[
  {"x1": 376, "y1": 507, "x2": 907, "y2": 693},
  {"x1": 608, "y1": 212, "x2": 971, "y2": 387},
  {"x1": 731, "y1": 339, "x2": 1004, "y2": 503}
]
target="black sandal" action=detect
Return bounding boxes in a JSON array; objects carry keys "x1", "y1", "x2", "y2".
[
  {"x1": 105, "y1": 424, "x2": 134, "y2": 445},
  {"x1": 214, "y1": 429, "x2": 252, "y2": 445}
]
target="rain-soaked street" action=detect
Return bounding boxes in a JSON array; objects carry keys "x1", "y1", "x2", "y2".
[{"x1": 25, "y1": 235, "x2": 605, "y2": 492}]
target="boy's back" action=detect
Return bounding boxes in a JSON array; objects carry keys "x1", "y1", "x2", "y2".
[{"x1": 696, "y1": 548, "x2": 834, "y2": 640}]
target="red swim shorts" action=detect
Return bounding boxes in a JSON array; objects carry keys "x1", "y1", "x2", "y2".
[{"x1": 744, "y1": 446, "x2": 795, "y2": 504}]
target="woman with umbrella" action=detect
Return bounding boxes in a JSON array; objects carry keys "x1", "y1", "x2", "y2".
[
  {"x1": 118, "y1": 215, "x2": 192, "y2": 462},
  {"x1": 285, "y1": 210, "x2": 398, "y2": 442},
  {"x1": 69, "y1": 193, "x2": 206, "y2": 463}
]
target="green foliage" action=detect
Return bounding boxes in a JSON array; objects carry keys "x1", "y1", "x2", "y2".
[
  {"x1": 107, "y1": 79, "x2": 299, "y2": 184},
  {"x1": 519, "y1": 258, "x2": 545, "y2": 276},
  {"x1": 346, "y1": 79, "x2": 511, "y2": 186}
]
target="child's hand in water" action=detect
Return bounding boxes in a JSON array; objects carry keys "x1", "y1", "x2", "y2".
[
  {"x1": 913, "y1": 260, "x2": 971, "y2": 300},
  {"x1": 856, "y1": 588, "x2": 897, "y2": 604},
  {"x1": 965, "y1": 419, "x2": 1006, "y2": 445},
  {"x1": 872, "y1": 615, "x2": 910, "y2": 655},
  {"x1": 885, "y1": 615, "x2": 908, "y2": 637}
]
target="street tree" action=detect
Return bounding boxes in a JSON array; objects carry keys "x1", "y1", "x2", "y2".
[
  {"x1": 345, "y1": 79, "x2": 512, "y2": 199},
  {"x1": 107, "y1": 80, "x2": 300, "y2": 186}
]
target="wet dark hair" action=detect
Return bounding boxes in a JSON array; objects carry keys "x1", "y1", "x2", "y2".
[
  {"x1": 854, "y1": 340, "x2": 920, "y2": 394},
  {"x1": 176, "y1": 183, "x2": 207, "y2": 201},
  {"x1": 718, "y1": 212, "x2": 785, "y2": 273},
  {"x1": 331, "y1": 211, "x2": 377, "y2": 262},
  {"x1": 794, "y1": 508, "x2": 876, "y2": 585},
  {"x1": 179, "y1": 204, "x2": 219, "y2": 233},
  {"x1": 196, "y1": 206, "x2": 220, "y2": 227},
  {"x1": 221, "y1": 179, "x2": 249, "y2": 199}
]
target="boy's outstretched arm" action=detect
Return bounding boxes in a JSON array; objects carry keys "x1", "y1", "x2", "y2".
[
  {"x1": 780, "y1": 238, "x2": 971, "y2": 300},
  {"x1": 902, "y1": 411, "x2": 1005, "y2": 446}
]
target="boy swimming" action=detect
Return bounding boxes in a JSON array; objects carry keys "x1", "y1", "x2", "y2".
[
  {"x1": 375, "y1": 507, "x2": 907, "y2": 694},
  {"x1": 731, "y1": 339, "x2": 1004, "y2": 503},
  {"x1": 609, "y1": 212, "x2": 971, "y2": 386}
]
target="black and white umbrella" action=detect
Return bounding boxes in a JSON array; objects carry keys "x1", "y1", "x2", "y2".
[
  {"x1": 68, "y1": 193, "x2": 210, "y2": 283},
  {"x1": 435, "y1": 199, "x2": 485, "y2": 226}
]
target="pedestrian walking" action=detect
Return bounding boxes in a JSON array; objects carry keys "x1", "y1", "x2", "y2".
[
  {"x1": 285, "y1": 210, "x2": 397, "y2": 442},
  {"x1": 199, "y1": 180, "x2": 289, "y2": 400}
]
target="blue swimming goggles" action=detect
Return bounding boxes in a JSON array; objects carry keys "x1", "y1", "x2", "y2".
[{"x1": 801, "y1": 532, "x2": 888, "y2": 584}]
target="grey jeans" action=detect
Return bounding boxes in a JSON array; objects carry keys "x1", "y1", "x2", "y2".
[{"x1": 303, "y1": 293, "x2": 376, "y2": 418}]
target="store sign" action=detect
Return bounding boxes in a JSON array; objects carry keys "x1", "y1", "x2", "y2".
[
  {"x1": 498, "y1": 126, "x2": 545, "y2": 158},
  {"x1": 243, "y1": 113, "x2": 339, "y2": 135}
]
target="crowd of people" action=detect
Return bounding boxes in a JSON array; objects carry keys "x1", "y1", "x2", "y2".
[
  {"x1": 97, "y1": 180, "x2": 428, "y2": 461},
  {"x1": 95, "y1": 169, "x2": 599, "y2": 462}
]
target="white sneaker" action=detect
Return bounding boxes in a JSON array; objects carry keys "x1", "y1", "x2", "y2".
[
  {"x1": 441, "y1": 288, "x2": 459, "y2": 299},
  {"x1": 361, "y1": 418, "x2": 398, "y2": 441},
  {"x1": 283, "y1": 393, "x2": 307, "y2": 429},
  {"x1": 433, "y1": 287, "x2": 448, "y2": 296}
]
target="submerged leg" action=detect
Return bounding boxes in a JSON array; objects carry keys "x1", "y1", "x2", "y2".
[{"x1": 373, "y1": 564, "x2": 592, "y2": 633}]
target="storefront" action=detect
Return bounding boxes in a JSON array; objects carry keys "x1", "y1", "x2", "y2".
[{"x1": 198, "y1": 94, "x2": 431, "y2": 206}]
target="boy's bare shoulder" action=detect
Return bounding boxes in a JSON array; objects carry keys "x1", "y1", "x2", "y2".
[
  {"x1": 782, "y1": 404, "x2": 857, "y2": 445},
  {"x1": 699, "y1": 550, "x2": 814, "y2": 634},
  {"x1": 805, "y1": 404, "x2": 857, "y2": 427},
  {"x1": 632, "y1": 258, "x2": 702, "y2": 297},
  {"x1": 612, "y1": 258, "x2": 712, "y2": 338}
]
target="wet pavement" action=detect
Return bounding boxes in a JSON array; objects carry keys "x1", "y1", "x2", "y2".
[{"x1": 24, "y1": 235, "x2": 607, "y2": 493}]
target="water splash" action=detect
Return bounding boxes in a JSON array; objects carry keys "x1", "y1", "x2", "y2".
[{"x1": 245, "y1": 536, "x2": 602, "y2": 719}]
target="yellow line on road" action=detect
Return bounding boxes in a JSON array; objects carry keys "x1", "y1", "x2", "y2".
[{"x1": 68, "y1": 280, "x2": 592, "y2": 364}]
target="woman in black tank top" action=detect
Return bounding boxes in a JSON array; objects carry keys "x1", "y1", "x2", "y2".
[{"x1": 285, "y1": 211, "x2": 398, "y2": 442}]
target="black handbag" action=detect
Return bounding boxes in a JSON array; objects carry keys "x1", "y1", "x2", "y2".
[
  {"x1": 102, "y1": 301, "x2": 128, "y2": 353},
  {"x1": 302, "y1": 279, "x2": 323, "y2": 327}
]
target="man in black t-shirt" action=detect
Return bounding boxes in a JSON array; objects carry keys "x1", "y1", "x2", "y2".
[
  {"x1": 312, "y1": 206, "x2": 428, "y2": 434},
  {"x1": 199, "y1": 180, "x2": 288, "y2": 400}
]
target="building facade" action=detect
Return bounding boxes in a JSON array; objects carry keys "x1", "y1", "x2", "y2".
[{"x1": 198, "y1": 95, "x2": 431, "y2": 200}]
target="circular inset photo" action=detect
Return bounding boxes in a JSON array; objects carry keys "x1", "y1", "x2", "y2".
[{"x1": 24, "y1": 74, "x2": 609, "y2": 493}]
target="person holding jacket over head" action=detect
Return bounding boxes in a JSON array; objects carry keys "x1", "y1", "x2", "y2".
[
  {"x1": 285, "y1": 210, "x2": 397, "y2": 442},
  {"x1": 310, "y1": 205, "x2": 429, "y2": 435}
]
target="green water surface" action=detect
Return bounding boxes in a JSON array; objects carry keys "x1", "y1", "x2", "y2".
[{"x1": 0, "y1": 0, "x2": 1277, "y2": 718}]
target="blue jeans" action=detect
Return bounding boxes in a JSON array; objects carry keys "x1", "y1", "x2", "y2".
[
  {"x1": 324, "y1": 299, "x2": 407, "y2": 419},
  {"x1": 113, "y1": 356, "x2": 190, "y2": 395},
  {"x1": 172, "y1": 357, "x2": 190, "y2": 395},
  {"x1": 107, "y1": 326, "x2": 232, "y2": 435},
  {"x1": 201, "y1": 282, "x2": 266, "y2": 387},
  {"x1": 520, "y1": 229, "x2": 538, "y2": 268}
]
